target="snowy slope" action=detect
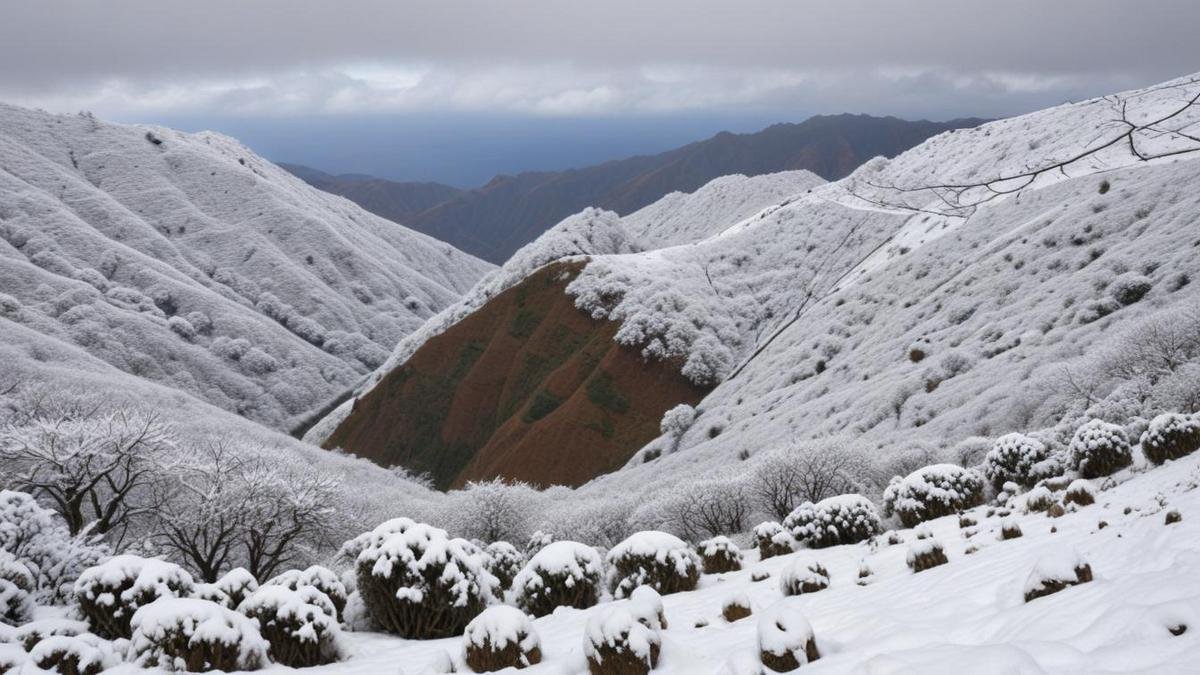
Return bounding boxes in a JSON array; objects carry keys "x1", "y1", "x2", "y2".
[{"x1": 0, "y1": 104, "x2": 492, "y2": 428}]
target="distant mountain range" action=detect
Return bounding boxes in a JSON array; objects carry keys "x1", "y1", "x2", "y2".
[{"x1": 285, "y1": 114, "x2": 987, "y2": 263}]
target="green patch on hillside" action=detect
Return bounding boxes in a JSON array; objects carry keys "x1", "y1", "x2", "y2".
[
  {"x1": 587, "y1": 371, "x2": 629, "y2": 413},
  {"x1": 523, "y1": 389, "x2": 563, "y2": 423}
]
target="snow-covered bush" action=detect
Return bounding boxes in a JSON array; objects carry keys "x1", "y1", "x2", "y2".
[
  {"x1": 628, "y1": 585, "x2": 667, "y2": 631},
  {"x1": 28, "y1": 635, "x2": 107, "y2": 675},
  {"x1": 984, "y1": 433, "x2": 1055, "y2": 490},
  {"x1": 74, "y1": 555, "x2": 195, "y2": 639},
  {"x1": 1023, "y1": 549, "x2": 1094, "y2": 602},
  {"x1": 1140, "y1": 413, "x2": 1200, "y2": 464},
  {"x1": 0, "y1": 643, "x2": 24, "y2": 674},
  {"x1": 525, "y1": 530, "x2": 554, "y2": 557},
  {"x1": 757, "y1": 600, "x2": 820, "y2": 672},
  {"x1": 238, "y1": 586, "x2": 342, "y2": 668},
  {"x1": 607, "y1": 531, "x2": 700, "y2": 598},
  {"x1": 0, "y1": 488, "x2": 110, "y2": 602},
  {"x1": 0, "y1": 550, "x2": 33, "y2": 595},
  {"x1": 660, "y1": 404, "x2": 696, "y2": 451},
  {"x1": 1022, "y1": 485, "x2": 1056, "y2": 513},
  {"x1": 1069, "y1": 419, "x2": 1133, "y2": 478},
  {"x1": 213, "y1": 567, "x2": 257, "y2": 609},
  {"x1": 780, "y1": 561, "x2": 829, "y2": 596},
  {"x1": 1064, "y1": 479, "x2": 1097, "y2": 506},
  {"x1": 484, "y1": 541, "x2": 525, "y2": 591},
  {"x1": 0, "y1": 579, "x2": 33, "y2": 626},
  {"x1": 882, "y1": 464, "x2": 986, "y2": 528},
  {"x1": 9, "y1": 617, "x2": 88, "y2": 651},
  {"x1": 355, "y1": 521, "x2": 498, "y2": 638},
  {"x1": 192, "y1": 583, "x2": 234, "y2": 608},
  {"x1": 511, "y1": 541, "x2": 604, "y2": 618},
  {"x1": 264, "y1": 565, "x2": 346, "y2": 621},
  {"x1": 698, "y1": 536, "x2": 742, "y2": 574},
  {"x1": 452, "y1": 479, "x2": 539, "y2": 545},
  {"x1": 1109, "y1": 272, "x2": 1153, "y2": 305},
  {"x1": 722, "y1": 592, "x2": 752, "y2": 622},
  {"x1": 129, "y1": 598, "x2": 269, "y2": 672},
  {"x1": 752, "y1": 521, "x2": 796, "y2": 559},
  {"x1": 783, "y1": 494, "x2": 882, "y2": 548},
  {"x1": 462, "y1": 605, "x2": 542, "y2": 672},
  {"x1": 1000, "y1": 518, "x2": 1024, "y2": 540},
  {"x1": 583, "y1": 607, "x2": 660, "y2": 675},
  {"x1": 906, "y1": 539, "x2": 949, "y2": 573}
]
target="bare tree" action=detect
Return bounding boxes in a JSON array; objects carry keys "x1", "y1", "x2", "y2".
[
  {"x1": 239, "y1": 457, "x2": 341, "y2": 581},
  {"x1": 750, "y1": 439, "x2": 872, "y2": 520}
]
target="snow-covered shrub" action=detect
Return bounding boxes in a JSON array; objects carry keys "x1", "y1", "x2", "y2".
[
  {"x1": 511, "y1": 541, "x2": 603, "y2": 617},
  {"x1": 1023, "y1": 549, "x2": 1093, "y2": 602},
  {"x1": 1140, "y1": 413, "x2": 1200, "y2": 464},
  {"x1": 882, "y1": 464, "x2": 986, "y2": 528},
  {"x1": 0, "y1": 490, "x2": 108, "y2": 603},
  {"x1": 462, "y1": 605, "x2": 542, "y2": 672},
  {"x1": 525, "y1": 530, "x2": 554, "y2": 557},
  {"x1": 213, "y1": 568, "x2": 257, "y2": 609},
  {"x1": 783, "y1": 494, "x2": 882, "y2": 548},
  {"x1": 628, "y1": 585, "x2": 667, "y2": 631},
  {"x1": 355, "y1": 521, "x2": 498, "y2": 639},
  {"x1": 73, "y1": 555, "x2": 196, "y2": 639},
  {"x1": 906, "y1": 539, "x2": 948, "y2": 573},
  {"x1": 1069, "y1": 419, "x2": 1133, "y2": 478},
  {"x1": 1109, "y1": 272, "x2": 1153, "y2": 305},
  {"x1": 10, "y1": 618, "x2": 88, "y2": 651},
  {"x1": 757, "y1": 600, "x2": 820, "y2": 672},
  {"x1": 484, "y1": 541, "x2": 525, "y2": 590},
  {"x1": 984, "y1": 433, "x2": 1054, "y2": 490},
  {"x1": 238, "y1": 586, "x2": 342, "y2": 668},
  {"x1": 1165, "y1": 509, "x2": 1183, "y2": 525},
  {"x1": 129, "y1": 598, "x2": 269, "y2": 672},
  {"x1": 0, "y1": 550, "x2": 33, "y2": 595},
  {"x1": 698, "y1": 536, "x2": 742, "y2": 574},
  {"x1": 452, "y1": 478, "x2": 539, "y2": 545},
  {"x1": 752, "y1": 521, "x2": 796, "y2": 560},
  {"x1": 606, "y1": 531, "x2": 700, "y2": 598},
  {"x1": 1022, "y1": 485, "x2": 1056, "y2": 513},
  {"x1": 192, "y1": 583, "x2": 233, "y2": 608},
  {"x1": 780, "y1": 561, "x2": 829, "y2": 596},
  {"x1": 1064, "y1": 479, "x2": 1096, "y2": 506},
  {"x1": 660, "y1": 404, "x2": 696, "y2": 451},
  {"x1": 1000, "y1": 518, "x2": 1024, "y2": 540},
  {"x1": 264, "y1": 565, "x2": 347, "y2": 621},
  {"x1": 0, "y1": 643, "x2": 24, "y2": 674},
  {"x1": 722, "y1": 592, "x2": 752, "y2": 622},
  {"x1": 583, "y1": 607, "x2": 660, "y2": 675},
  {"x1": 28, "y1": 635, "x2": 107, "y2": 675},
  {"x1": 241, "y1": 347, "x2": 279, "y2": 374},
  {"x1": 0, "y1": 579, "x2": 33, "y2": 626}
]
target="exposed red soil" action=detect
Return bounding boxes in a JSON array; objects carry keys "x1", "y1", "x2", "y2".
[{"x1": 323, "y1": 261, "x2": 710, "y2": 488}]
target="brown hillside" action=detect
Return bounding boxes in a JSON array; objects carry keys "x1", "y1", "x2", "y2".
[{"x1": 323, "y1": 261, "x2": 710, "y2": 488}]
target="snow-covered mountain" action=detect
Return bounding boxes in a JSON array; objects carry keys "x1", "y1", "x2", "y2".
[
  {"x1": 311, "y1": 73, "x2": 1200, "y2": 493},
  {"x1": 0, "y1": 104, "x2": 493, "y2": 429}
]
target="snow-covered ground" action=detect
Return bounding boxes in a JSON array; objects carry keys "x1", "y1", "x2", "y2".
[{"x1": 0, "y1": 104, "x2": 492, "y2": 429}]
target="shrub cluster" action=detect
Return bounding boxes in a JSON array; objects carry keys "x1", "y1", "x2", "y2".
[
  {"x1": 882, "y1": 464, "x2": 986, "y2": 528},
  {"x1": 606, "y1": 532, "x2": 700, "y2": 598},
  {"x1": 780, "y1": 561, "x2": 829, "y2": 596},
  {"x1": 128, "y1": 598, "x2": 269, "y2": 672},
  {"x1": 264, "y1": 565, "x2": 347, "y2": 621},
  {"x1": 784, "y1": 495, "x2": 882, "y2": 548},
  {"x1": 1069, "y1": 419, "x2": 1133, "y2": 478},
  {"x1": 511, "y1": 541, "x2": 604, "y2": 618},
  {"x1": 1064, "y1": 479, "x2": 1096, "y2": 506},
  {"x1": 28, "y1": 636, "x2": 107, "y2": 675},
  {"x1": 463, "y1": 606, "x2": 542, "y2": 672},
  {"x1": 697, "y1": 536, "x2": 743, "y2": 574},
  {"x1": 583, "y1": 607, "x2": 660, "y2": 675},
  {"x1": 238, "y1": 586, "x2": 342, "y2": 668},
  {"x1": 484, "y1": 541, "x2": 526, "y2": 591},
  {"x1": 906, "y1": 540, "x2": 948, "y2": 573},
  {"x1": 354, "y1": 520, "x2": 498, "y2": 639},
  {"x1": 752, "y1": 521, "x2": 796, "y2": 560},
  {"x1": 1140, "y1": 413, "x2": 1200, "y2": 464},
  {"x1": 984, "y1": 433, "x2": 1058, "y2": 490},
  {"x1": 73, "y1": 556, "x2": 195, "y2": 640}
]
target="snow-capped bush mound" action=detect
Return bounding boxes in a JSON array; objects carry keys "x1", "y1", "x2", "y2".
[
  {"x1": 1065, "y1": 479, "x2": 1097, "y2": 506},
  {"x1": 10, "y1": 618, "x2": 89, "y2": 652},
  {"x1": 1070, "y1": 419, "x2": 1133, "y2": 478},
  {"x1": 1022, "y1": 485, "x2": 1057, "y2": 513},
  {"x1": 339, "y1": 517, "x2": 419, "y2": 561},
  {"x1": 697, "y1": 536, "x2": 743, "y2": 574},
  {"x1": 355, "y1": 521, "x2": 498, "y2": 639},
  {"x1": 525, "y1": 530, "x2": 555, "y2": 558},
  {"x1": 192, "y1": 583, "x2": 233, "y2": 609},
  {"x1": 984, "y1": 433, "x2": 1057, "y2": 490},
  {"x1": 1140, "y1": 413, "x2": 1200, "y2": 464},
  {"x1": 752, "y1": 521, "x2": 796, "y2": 560},
  {"x1": 1024, "y1": 549, "x2": 1094, "y2": 602},
  {"x1": 0, "y1": 579, "x2": 33, "y2": 626},
  {"x1": 212, "y1": 567, "x2": 257, "y2": 610},
  {"x1": 264, "y1": 565, "x2": 347, "y2": 621},
  {"x1": 511, "y1": 541, "x2": 604, "y2": 618},
  {"x1": 0, "y1": 642, "x2": 25, "y2": 673},
  {"x1": 484, "y1": 541, "x2": 525, "y2": 591},
  {"x1": 0, "y1": 550, "x2": 33, "y2": 594},
  {"x1": 583, "y1": 607, "x2": 661, "y2": 675},
  {"x1": 607, "y1": 531, "x2": 701, "y2": 598},
  {"x1": 628, "y1": 585, "x2": 667, "y2": 631},
  {"x1": 0, "y1": 490, "x2": 108, "y2": 603},
  {"x1": 906, "y1": 539, "x2": 949, "y2": 573},
  {"x1": 784, "y1": 494, "x2": 882, "y2": 548},
  {"x1": 129, "y1": 597, "x2": 269, "y2": 672},
  {"x1": 0, "y1": 103, "x2": 491, "y2": 430},
  {"x1": 757, "y1": 600, "x2": 820, "y2": 672},
  {"x1": 780, "y1": 561, "x2": 830, "y2": 596},
  {"x1": 1000, "y1": 518, "x2": 1024, "y2": 540},
  {"x1": 28, "y1": 635, "x2": 108, "y2": 675},
  {"x1": 73, "y1": 555, "x2": 195, "y2": 639},
  {"x1": 722, "y1": 592, "x2": 752, "y2": 622},
  {"x1": 238, "y1": 585, "x2": 342, "y2": 668},
  {"x1": 462, "y1": 605, "x2": 542, "y2": 672},
  {"x1": 882, "y1": 464, "x2": 987, "y2": 528}
]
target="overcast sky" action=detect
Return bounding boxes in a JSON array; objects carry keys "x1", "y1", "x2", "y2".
[{"x1": 2, "y1": 1, "x2": 1197, "y2": 184}]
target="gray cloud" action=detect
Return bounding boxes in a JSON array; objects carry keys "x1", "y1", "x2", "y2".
[{"x1": 1, "y1": 0, "x2": 1197, "y2": 118}]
